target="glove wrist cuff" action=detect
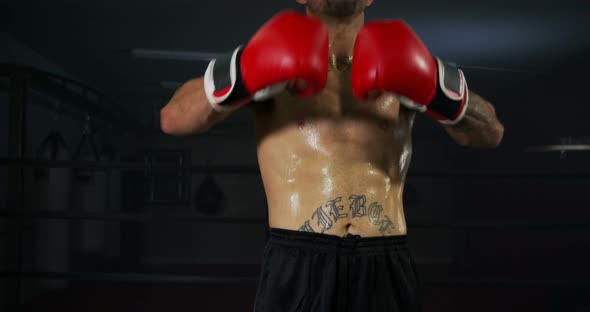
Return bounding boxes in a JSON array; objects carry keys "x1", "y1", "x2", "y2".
[
  {"x1": 426, "y1": 58, "x2": 469, "y2": 125},
  {"x1": 204, "y1": 46, "x2": 250, "y2": 112}
]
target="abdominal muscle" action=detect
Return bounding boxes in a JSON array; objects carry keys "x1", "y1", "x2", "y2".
[
  {"x1": 265, "y1": 160, "x2": 408, "y2": 237},
  {"x1": 255, "y1": 114, "x2": 413, "y2": 238}
]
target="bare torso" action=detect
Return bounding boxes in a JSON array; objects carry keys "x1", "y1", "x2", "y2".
[{"x1": 251, "y1": 61, "x2": 415, "y2": 238}]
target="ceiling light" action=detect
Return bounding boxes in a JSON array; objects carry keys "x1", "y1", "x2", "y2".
[
  {"x1": 526, "y1": 145, "x2": 590, "y2": 152},
  {"x1": 131, "y1": 49, "x2": 221, "y2": 61}
]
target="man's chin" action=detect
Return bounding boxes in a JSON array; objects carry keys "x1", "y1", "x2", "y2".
[
  {"x1": 330, "y1": 1, "x2": 363, "y2": 16},
  {"x1": 313, "y1": 0, "x2": 366, "y2": 18}
]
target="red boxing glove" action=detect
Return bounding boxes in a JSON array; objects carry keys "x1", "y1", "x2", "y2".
[
  {"x1": 352, "y1": 20, "x2": 468, "y2": 124},
  {"x1": 205, "y1": 11, "x2": 329, "y2": 111}
]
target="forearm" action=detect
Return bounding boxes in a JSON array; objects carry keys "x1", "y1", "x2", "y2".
[
  {"x1": 160, "y1": 78, "x2": 236, "y2": 136},
  {"x1": 442, "y1": 91, "x2": 504, "y2": 148}
]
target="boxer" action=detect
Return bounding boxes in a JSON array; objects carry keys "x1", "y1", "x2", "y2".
[{"x1": 161, "y1": 1, "x2": 504, "y2": 310}]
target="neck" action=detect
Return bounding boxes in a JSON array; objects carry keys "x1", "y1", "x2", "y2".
[{"x1": 306, "y1": 8, "x2": 365, "y2": 70}]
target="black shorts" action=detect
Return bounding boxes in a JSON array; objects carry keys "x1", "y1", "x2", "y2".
[{"x1": 254, "y1": 228, "x2": 421, "y2": 312}]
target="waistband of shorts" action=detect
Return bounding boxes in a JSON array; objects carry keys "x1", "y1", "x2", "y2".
[{"x1": 267, "y1": 228, "x2": 408, "y2": 254}]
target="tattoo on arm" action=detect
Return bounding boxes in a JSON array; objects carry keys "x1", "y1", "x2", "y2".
[
  {"x1": 298, "y1": 194, "x2": 396, "y2": 236},
  {"x1": 443, "y1": 91, "x2": 504, "y2": 148}
]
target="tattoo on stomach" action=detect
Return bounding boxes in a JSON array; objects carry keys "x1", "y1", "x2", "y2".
[{"x1": 298, "y1": 194, "x2": 396, "y2": 236}]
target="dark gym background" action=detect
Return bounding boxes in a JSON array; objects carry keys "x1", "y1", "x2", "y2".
[{"x1": 1, "y1": 0, "x2": 589, "y2": 311}]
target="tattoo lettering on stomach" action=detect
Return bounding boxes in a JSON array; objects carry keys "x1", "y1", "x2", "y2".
[{"x1": 298, "y1": 194, "x2": 396, "y2": 236}]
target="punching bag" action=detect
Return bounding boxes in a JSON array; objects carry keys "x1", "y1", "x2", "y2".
[
  {"x1": 34, "y1": 131, "x2": 71, "y2": 290},
  {"x1": 102, "y1": 143, "x2": 121, "y2": 264},
  {"x1": 193, "y1": 174, "x2": 226, "y2": 215},
  {"x1": 71, "y1": 128, "x2": 106, "y2": 270}
]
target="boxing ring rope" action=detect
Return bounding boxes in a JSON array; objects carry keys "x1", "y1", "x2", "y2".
[
  {"x1": 2, "y1": 210, "x2": 590, "y2": 231},
  {"x1": 1, "y1": 157, "x2": 589, "y2": 179},
  {"x1": 0, "y1": 271, "x2": 588, "y2": 287}
]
